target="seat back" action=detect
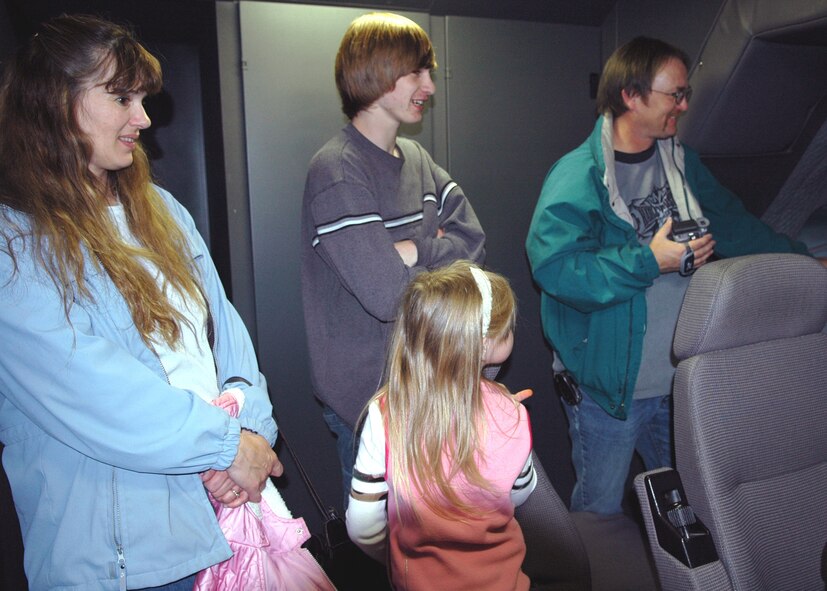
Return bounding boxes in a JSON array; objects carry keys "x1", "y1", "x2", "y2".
[
  {"x1": 515, "y1": 451, "x2": 592, "y2": 591},
  {"x1": 671, "y1": 253, "x2": 827, "y2": 590}
]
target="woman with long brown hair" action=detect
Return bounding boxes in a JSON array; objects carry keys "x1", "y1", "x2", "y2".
[{"x1": 0, "y1": 14, "x2": 281, "y2": 590}]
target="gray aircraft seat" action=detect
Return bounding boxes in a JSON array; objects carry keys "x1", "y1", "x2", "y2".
[
  {"x1": 635, "y1": 253, "x2": 827, "y2": 590},
  {"x1": 517, "y1": 452, "x2": 593, "y2": 591},
  {"x1": 517, "y1": 450, "x2": 660, "y2": 591},
  {"x1": 681, "y1": 0, "x2": 827, "y2": 224}
]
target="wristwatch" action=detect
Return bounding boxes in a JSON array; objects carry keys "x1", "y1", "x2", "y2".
[{"x1": 679, "y1": 243, "x2": 696, "y2": 277}]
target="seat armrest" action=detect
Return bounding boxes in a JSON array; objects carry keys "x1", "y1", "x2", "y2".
[{"x1": 635, "y1": 468, "x2": 734, "y2": 591}]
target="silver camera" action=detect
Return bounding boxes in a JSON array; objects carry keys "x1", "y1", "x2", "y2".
[
  {"x1": 670, "y1": 217, "x2": 710, "y2": 243},
  {"x1": 669, "y1": 217, "x2": 710, "y2": 277}
]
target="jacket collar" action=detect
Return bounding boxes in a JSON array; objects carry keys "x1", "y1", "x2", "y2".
[{"x1": 590, "y1": 114, "x2": 703, "y2": 224}]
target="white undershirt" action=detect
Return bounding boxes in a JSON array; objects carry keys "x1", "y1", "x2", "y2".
[{"x1": 108, "y1": 204, "x2": 218, "y2": 403}]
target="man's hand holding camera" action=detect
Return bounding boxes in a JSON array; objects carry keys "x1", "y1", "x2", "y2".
[{"x1": 650, "y1": 217, "x2": 716, "y2": 275}]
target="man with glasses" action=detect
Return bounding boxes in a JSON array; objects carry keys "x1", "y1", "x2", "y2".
[{"x1": 526, "y1": 37, "x2": 811, "y2": 515}]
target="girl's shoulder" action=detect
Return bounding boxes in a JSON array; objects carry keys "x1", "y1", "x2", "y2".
[
  {"x1": 365, "y1": 396, "x2": 387, "y2": 432},
  {"x1": 358, "y1": 397, "x2": 388, "y2": 462},
  {"x1": 480, "y1": 380, "x2": 526, "y2": 423},
  {"x1": 480, "y1": 379, "x2": 511, "y2": 400}
]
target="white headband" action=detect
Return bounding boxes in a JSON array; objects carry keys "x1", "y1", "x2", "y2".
[{"x1": 469, "y1": 266, "x2": 492, "y2": 337}]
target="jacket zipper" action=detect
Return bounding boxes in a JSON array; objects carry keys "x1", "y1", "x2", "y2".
[
  {"x1": 151, "y1": 344, "x2": 171, "y2": 385},
  {"x1": 112, "y1": 470, "x2": 127, "y2": 591},
  {"x1": 91, "y1": 254, "x2": 129, "y2": 590}
]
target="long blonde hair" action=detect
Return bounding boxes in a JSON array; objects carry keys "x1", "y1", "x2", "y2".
[
  {"x1": 375, "y1": 260, "x2": 517, "y2": 519},
  {"x1": 0, "y1": 15, "x2": 202, "y2": 347}
]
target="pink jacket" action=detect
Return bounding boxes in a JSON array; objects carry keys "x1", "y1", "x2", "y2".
[{"x1": 194, "y1": 392, "x2": 335, "y2": 591}]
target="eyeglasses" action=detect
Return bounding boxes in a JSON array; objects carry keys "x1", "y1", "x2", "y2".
[{"x1": 650, "y1": 86, "x2": 693, "y2": 104}]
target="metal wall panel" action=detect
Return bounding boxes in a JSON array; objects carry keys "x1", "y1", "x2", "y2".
[{"x1": 238, "y1": 1, "x2": 435, "y2": 523}]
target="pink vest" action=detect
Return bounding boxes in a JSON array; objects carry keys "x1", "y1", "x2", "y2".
[{"x1": 386, "y1": 382, "x2": 532, "y2": 591}]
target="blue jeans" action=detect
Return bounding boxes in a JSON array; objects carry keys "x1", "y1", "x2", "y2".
[
  {"x1": 322, "y1": 405, "x2": 356, "y2": 511},
  {"x1": 132, "y1": 573, "x2": 196, "y2": 590},
  {"x1": 564, "y1": 393, "x2": 673, "y2": 515}
]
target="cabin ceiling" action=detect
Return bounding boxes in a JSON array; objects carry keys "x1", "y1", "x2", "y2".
[
  {"x1": 269, "y1": 0, "x2": 619, "y2": 26},
  {"x1": 4, "y1": 0, "x2": 620, "y2": 29}
]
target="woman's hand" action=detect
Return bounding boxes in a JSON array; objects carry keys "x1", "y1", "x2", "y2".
[
  {"x1": 201, "y1": 469, "x2": 249, "y2": 508},
  {"x1": 226, "y1": 430, "x2": 284, "y2": 503}
]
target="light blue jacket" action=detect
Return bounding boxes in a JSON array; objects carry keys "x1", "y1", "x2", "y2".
[{"x1": 0, "y1": 186, "x2": 277, "y2": 590}]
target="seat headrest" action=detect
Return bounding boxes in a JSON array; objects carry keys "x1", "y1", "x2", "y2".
[{"x1": 673, "y1": 253, "x2": 827, "y2": 360}]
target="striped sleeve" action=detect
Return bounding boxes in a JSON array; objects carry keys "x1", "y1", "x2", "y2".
[
  {"x1": 511, "y1": 451, "x2": 537, "y2": 507},
  {"x1": 345, "y1": 401, "x2": 389, "y2": 563}
]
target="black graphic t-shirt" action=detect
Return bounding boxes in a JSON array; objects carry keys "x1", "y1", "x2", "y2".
[{"x1": 615, "y1": 144, "x2": 678, "y2": 243}]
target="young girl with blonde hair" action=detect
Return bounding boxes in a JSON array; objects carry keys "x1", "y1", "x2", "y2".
[{"x1": 346, "y1": 261, "x2": 536, "y2": 591}]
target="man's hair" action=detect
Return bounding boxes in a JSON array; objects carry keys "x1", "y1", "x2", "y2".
[
  {"x1": 335, "y1": 12, "x2": 436, "y2": 119},
  {"x1": 596, "y1": 36, "x2": 691, "y2": 117}
]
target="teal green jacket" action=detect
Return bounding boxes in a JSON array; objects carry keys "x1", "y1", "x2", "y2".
[{"x1": 526, "y1": 116, "x2": 809, "y2": 419}]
